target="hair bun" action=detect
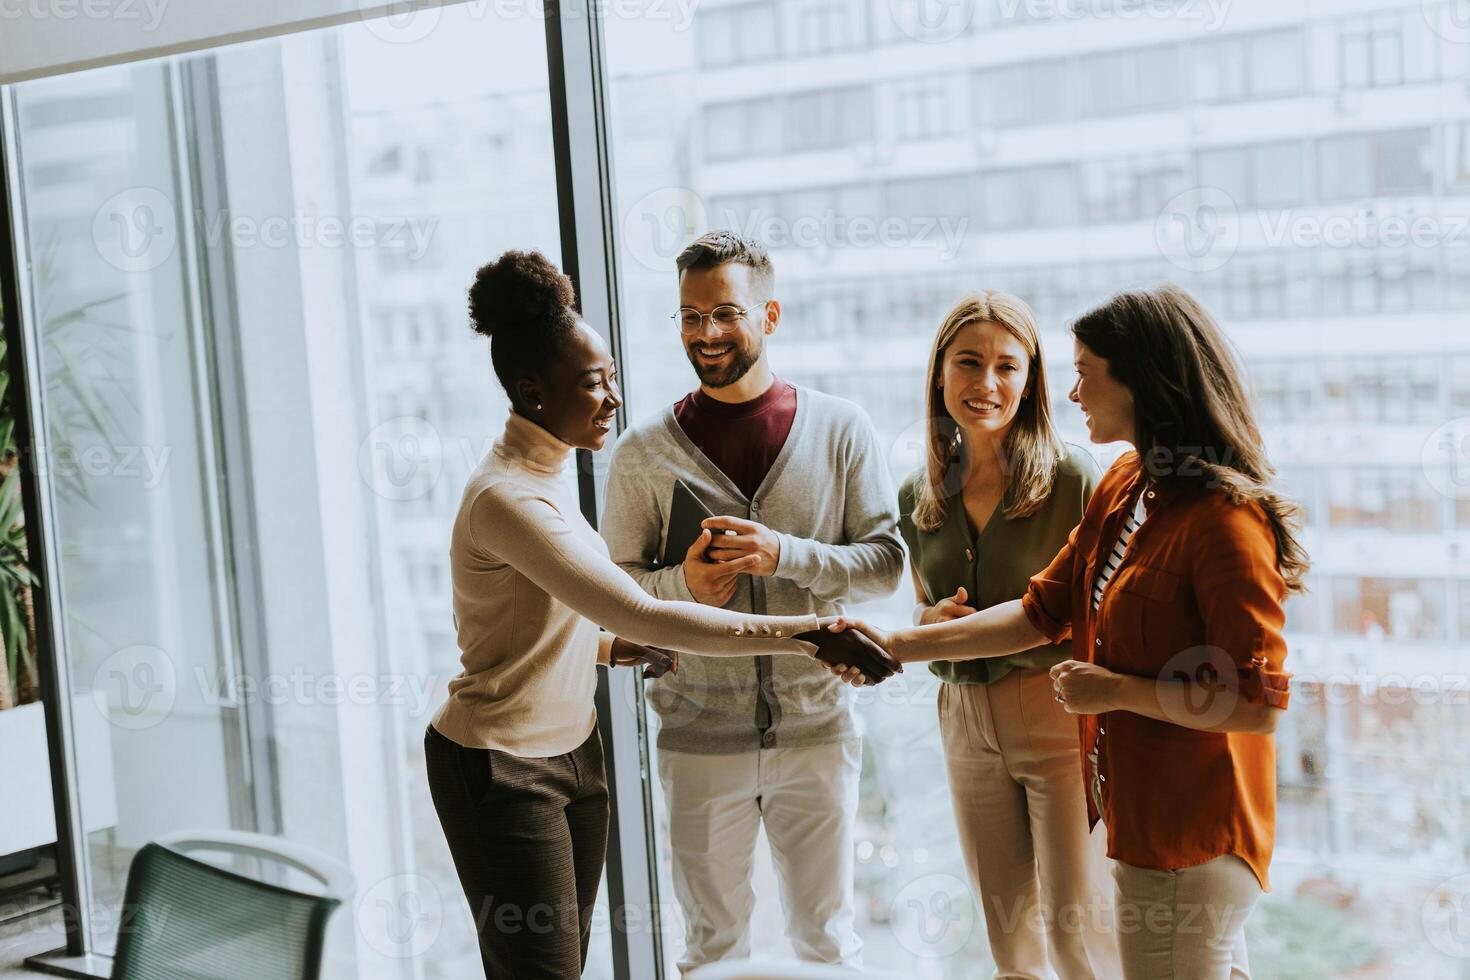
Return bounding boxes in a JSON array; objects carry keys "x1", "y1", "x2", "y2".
[{"x1": 468, "y1": 250, "x2": 576, "y2": 339}]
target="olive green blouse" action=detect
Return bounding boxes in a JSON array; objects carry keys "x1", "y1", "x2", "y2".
[{"x1": 898, "y1": 444, "x2": 1100, "y2": 686}]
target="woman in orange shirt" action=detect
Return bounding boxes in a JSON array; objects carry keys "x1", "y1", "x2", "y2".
[{"x1": 826, "y1": 285, "x2": 1308, "y2": 979}]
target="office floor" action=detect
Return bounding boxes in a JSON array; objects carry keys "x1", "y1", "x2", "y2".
[{"x1": 0, "y1": 907, "x2": 64, "y2": 977}]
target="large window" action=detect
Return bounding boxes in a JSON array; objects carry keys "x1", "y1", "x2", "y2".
[
  {"x1": 607, "y1": 2, "x2": 1470, "y2": 976},
  {"x1": 8, "y1": 7, "x2": 602, "y2": 977}
]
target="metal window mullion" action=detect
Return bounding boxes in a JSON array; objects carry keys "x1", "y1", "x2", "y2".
[
  {"x1": 176, "y1": 56, "x2": 283, "y2": 836},
  {"x1": 544, "y1": 2, "x2": 664, "y2": 978}
]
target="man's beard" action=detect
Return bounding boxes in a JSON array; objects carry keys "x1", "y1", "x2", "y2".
[{"x1": 686, "y1": 338, "x2": 762, "y2": 389}]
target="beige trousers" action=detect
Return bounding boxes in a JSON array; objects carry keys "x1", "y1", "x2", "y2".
[
  {"x1": 939, "y1": 670, "x2": 1122, "y2": 980},
  {"x1": 1112, "y1": 854, "x2": 1260, "y2": 980}
]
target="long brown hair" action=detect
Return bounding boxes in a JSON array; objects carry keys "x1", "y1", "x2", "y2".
[
  {"x1": 1071, "y1": 284, "x2": 1310, "y2": 593},
  {"x1": 912, "y1": 291, "x2": 1064, "y2": 532}
]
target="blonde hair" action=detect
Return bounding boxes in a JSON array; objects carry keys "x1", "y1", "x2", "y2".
[{"x1": 912, "y1": 291, "x2": 1064, "y2": 533}]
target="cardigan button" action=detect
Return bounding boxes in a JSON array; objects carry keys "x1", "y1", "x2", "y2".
[
  {"x1": 1096, "y1": 638, "x2": 1102, "y2": 646},
  {"x1": 965, "y1": 548, "x2": 973, "y2": 561}
]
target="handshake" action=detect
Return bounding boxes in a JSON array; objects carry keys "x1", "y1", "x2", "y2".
[
  {"x1": 796, "y1": 618, "x2": 902, "y2": 687},
  {"x1": 610, "y1": 619, "x2": 901, "y2": 686}
]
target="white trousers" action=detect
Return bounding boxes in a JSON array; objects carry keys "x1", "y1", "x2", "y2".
[{"x1": 657, "y1": 740, "x2": 864, "y2": 975}]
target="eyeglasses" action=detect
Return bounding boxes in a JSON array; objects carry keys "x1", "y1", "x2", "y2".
[{"x1": 672, "y1": 304, "x2": 758, "y2": 334}]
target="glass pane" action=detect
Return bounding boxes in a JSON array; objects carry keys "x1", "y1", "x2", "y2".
[
  {"x1": 10, "y1": 6, "x2": 612, "y2": 977},
  {"x1": 14, "y1": 60, "x2": 242, "y2": 953},
  {"x1": 605, "y1": 3, "x2": 1470, "y2": 977}
]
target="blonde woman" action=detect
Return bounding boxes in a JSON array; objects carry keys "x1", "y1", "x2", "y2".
[
  {"x1": 830, "y1": 285, "x2": 1305, "y2": 978},
  {"x1": 897, "y1": 292, "x2": 1119, "y2": 978}
]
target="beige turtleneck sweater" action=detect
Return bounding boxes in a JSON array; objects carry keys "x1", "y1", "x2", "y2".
[{"x1": 431, "y1": 411, "x2": 824, "y2": 756}]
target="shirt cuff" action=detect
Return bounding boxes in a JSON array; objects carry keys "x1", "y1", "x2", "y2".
[
  {"x1": 1021, "y1": 590, "x2": 1071, "y2": 645},
  {"x1": 773, "y1": 532, "x2": 814, "y2": 584},
  {"x1": 597, "y1": 631, "x2": 615, "y2": 666},
  {"x1": 667, "y1": 563, "x2": 697, "y2": 603},
  {"x1": 1238, "y1": 660, "x2": 1291, "y2": 709}
]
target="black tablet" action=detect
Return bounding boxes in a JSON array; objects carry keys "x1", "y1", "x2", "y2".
[{"x1": 661, "y1": 480, "x2": 716, "y2": 566}]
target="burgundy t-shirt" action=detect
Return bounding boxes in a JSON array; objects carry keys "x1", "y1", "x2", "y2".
[{"x1": 673, "y1": 379, "x2": 797, "y2": 500}]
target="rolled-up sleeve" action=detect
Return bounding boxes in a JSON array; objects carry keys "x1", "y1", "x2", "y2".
[
  {"x1": 1190, "y1": 501, "x2": 1292, "y2": 709},
  {"x1": 1022, "y1": 523, "x2": 1082, "y2": 644}
]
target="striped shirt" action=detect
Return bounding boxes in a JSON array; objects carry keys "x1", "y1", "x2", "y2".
[
  {"x1": 1091, "y1": 489, "x2": 1149, "y2": 611},
  {"x1": 1088, "y1": 486, "x2": 1148, "y2": 816}
]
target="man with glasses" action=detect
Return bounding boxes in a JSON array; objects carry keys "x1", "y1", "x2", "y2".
[{"x1": 601, "y1": 231, "x2": 902, "y2": 972}]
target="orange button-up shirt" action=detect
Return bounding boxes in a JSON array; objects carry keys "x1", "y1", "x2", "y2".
[{"x1": 1021, "y1": 451, "x2": 1291, "y2": 890}]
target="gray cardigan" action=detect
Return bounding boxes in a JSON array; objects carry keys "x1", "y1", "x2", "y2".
[{"x1": 600, "y1": 384, "x2": 905, "y2": 754}]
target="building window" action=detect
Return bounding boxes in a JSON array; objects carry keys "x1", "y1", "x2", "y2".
[{"x1": 1316, "y1": 129, "x2": 1434, "y2": 201}]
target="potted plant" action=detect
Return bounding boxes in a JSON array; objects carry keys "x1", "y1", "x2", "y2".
[{"x1": 0, "y1": 282, "x2": 122, "y2": 866}]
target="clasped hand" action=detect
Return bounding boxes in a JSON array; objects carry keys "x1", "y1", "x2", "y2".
[
  {"x1": 609, "y1": 637, "x2": 679, "y2": 678},
  {"x1": 808, "y1": 618, "x2": 901, "y2": 688}
]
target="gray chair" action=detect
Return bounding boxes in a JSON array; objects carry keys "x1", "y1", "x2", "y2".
[{"x1": 110, "y1": 829, "x2": 354, "y2": 980}]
